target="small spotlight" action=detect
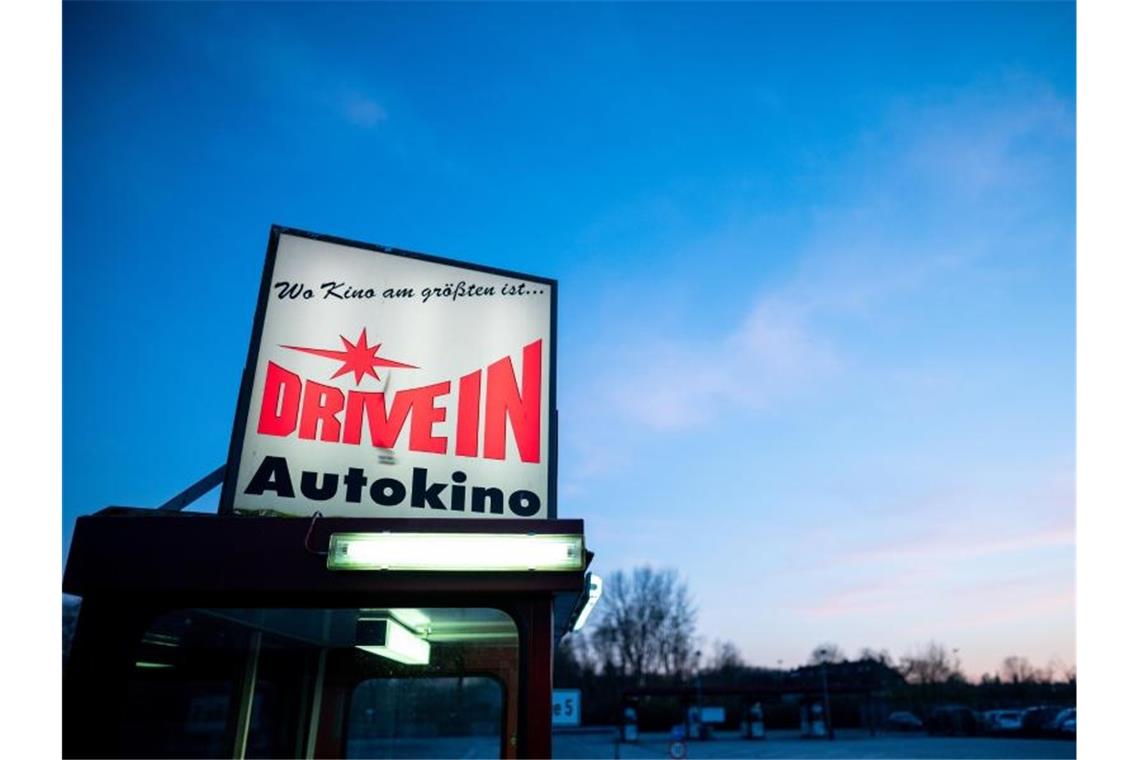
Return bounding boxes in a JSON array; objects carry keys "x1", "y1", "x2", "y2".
[{"x1": 572, "y1": 573, "x2": 604, "y2": 631}]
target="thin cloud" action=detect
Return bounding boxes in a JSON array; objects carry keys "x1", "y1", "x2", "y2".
[
  {"x1": 562, "y1": 74, "x2": 1072, "y2": 494},
  {"x1": 155, "y1": 4, "x2": 393, "y2": 131},
  {"x1": 603, "y1": 298, "x2": 840, "y2": 432},
  {"x1": 342, "y1": 93, "x2": 388, "y2": 128},
  {"x1": 800, "y1": 566, "x2": 1072, "y2": 625},
  {"x1": 846, "y1": 527, "x2": 1074, "y2": 566}
]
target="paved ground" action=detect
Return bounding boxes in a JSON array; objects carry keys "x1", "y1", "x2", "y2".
[{"x1": 552, "y1": 729, "x2": 1077, "y2": 759}]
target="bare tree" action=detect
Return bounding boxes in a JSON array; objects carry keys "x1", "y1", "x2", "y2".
[
  {"x1": 1000, "y1": 655, "x2": 1037, "y2": 684},
  {"x1": 554, "y1": 635, "x2": 592, "y2": 684},
  {"x1": 656, "y1": 572, "x2": 698, "y2": 679},
  {"x1": 809, "y1": 643, "x2": 845, "y2": 665},
  {"x1": 590, "y1": 566, "x2": 697, "y2": 684},
  {"x1": 709, "y1": 640, "x2": 745, "y2": 673},
  {"x1": 899, "y1": 642, "x2": 962, "y2": 685},
  {"x1": 1063, "y1": 665, "x2": 1077, "y2": 684},
  {"x1": 858, "y1": 647, "x2": 894, "y2": 667}
]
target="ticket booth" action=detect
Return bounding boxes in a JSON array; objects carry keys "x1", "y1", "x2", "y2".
[
  {"x1": 64, "y1": 227, "x2": 582, "y2": 759},
  {"x1": 63, "y1": 510, "x2": 593, "y2": 758}
]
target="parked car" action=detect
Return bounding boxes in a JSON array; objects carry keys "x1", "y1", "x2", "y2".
[
  {"x1": 886, "y1": 711, "x2": 924, "y2": 732},
  {"x1": 1047, "y1": 708, "x2": 1076, "y2": 738},
  {"x1": 983, "y1": 710, "x2": 1024, "y2": 734},
  {"x1": 1021, "y1": 706, "x2": 1063, "y2": 736},
  {"x1": 926, "y1": 706, "x2": 981, "y2": 736}
]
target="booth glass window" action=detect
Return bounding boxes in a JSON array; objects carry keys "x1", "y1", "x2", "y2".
[
  {"x1": 347, "y1": 677, "x2": 503, "y2": 759},
  {"x1": 124, "y1": 607, "x2": 519, "y2": 759}
]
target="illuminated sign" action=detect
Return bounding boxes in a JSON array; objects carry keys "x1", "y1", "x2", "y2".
[{"x1": 221, "y1": 227, "x2": 556, "y2": 518}]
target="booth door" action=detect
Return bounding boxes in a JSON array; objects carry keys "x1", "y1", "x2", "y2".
[{"x1": 119, "y1": 607, "x2": 522, "y2": 759}]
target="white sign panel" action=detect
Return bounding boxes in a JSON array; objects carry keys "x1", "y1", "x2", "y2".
[
  {"x1": 552, "y1": 689, "x2": 581, "y2": 727},
  {"x1": 222, "y1": 227, "x2": 555, "y2": 519}
]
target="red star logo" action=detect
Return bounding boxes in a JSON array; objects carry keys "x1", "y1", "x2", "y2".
[{"x1": 281, "y1": 328, "x2": 418, "y2": 385}]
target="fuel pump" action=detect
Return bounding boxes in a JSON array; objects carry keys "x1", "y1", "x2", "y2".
[
  {"x1": 621, "y1": 705, "x2": 639, "y2": 743},
  {"x1": 743, "y1": 702, "x2": 765, "y2": 739}
]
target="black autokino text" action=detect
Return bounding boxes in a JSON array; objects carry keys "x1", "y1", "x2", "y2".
[{"x1": 243, "y1": 455, "x2": 541, "y2": 516}]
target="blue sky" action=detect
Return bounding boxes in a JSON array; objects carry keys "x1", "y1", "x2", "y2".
[{"x1": 64, "y1": 2, "x2": 1074, "y2": 679}]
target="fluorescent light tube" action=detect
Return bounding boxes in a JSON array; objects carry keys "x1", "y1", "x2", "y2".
[{"x1": 327, "y1": 532, "x2": 585, "y2": 572}]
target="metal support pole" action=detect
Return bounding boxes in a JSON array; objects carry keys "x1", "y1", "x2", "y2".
[
  {"x1": 303, "y1": 649, "x2": 327, "y2": 759},
  {"x1": 158, "y1": 465, "x2": 226, "y2": 511},
  {"x1": 232, "y1": 631, "x2": 263, "y2": 759},
  {"x1": 821, "y1": 662, "x2": 834, "y2": 741},
  {"x1": 520, "y1": 598, "x2": 553, "y2": 758}
]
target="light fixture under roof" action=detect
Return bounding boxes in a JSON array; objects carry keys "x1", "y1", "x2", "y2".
[
  {"x1": 356, "y1": 616, "x2": 431, "y2": 665},
  {"x1": 327, "y1": 532, "x2": 585, "y2": 572}
]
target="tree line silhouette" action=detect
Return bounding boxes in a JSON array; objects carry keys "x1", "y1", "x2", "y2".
[{"x1": 556, "y1": 566, "x2": 1075, "y2": 729}]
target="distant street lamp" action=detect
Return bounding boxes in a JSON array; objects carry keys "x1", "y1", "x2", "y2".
[
  {"x1": 813, "y1": 647, "x2": 835, "y2": 741},
  {"x1": 696, "y1": 649, "x2": 703, "y2": 714},
  {"x1": 688, "y1": 649, "x2": 703, "y2": 741}
]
